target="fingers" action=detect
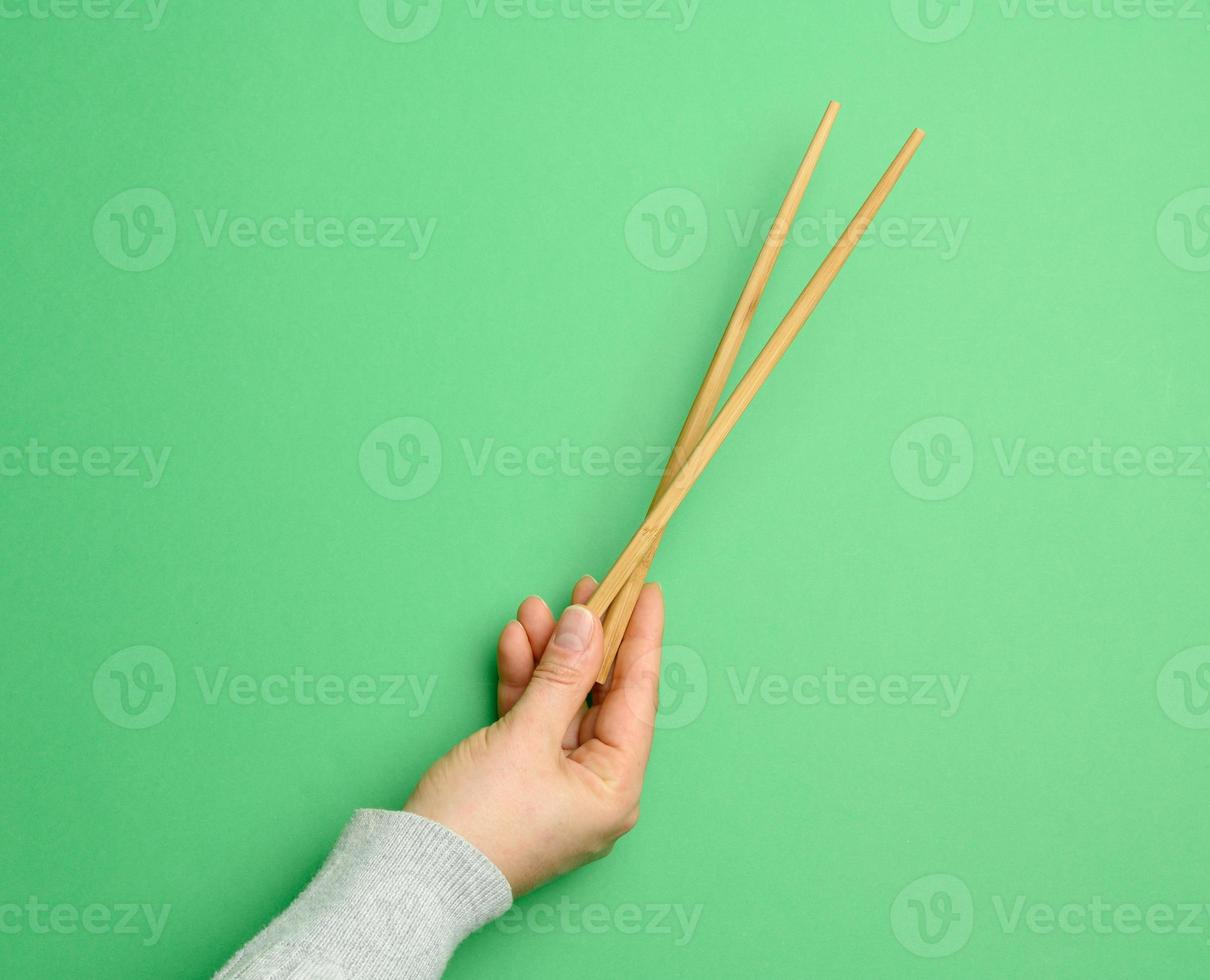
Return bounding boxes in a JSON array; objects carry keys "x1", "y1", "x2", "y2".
[
  {"x1": 517, "y1": 595, "x2": 555, "y2": 662},
  {"x1": 511, "y1": 604, "x2": 603, "y2": 743},
  {"x1": 498, "y1": 579, "x2": 598, "y2": 740},
  {"x1": 496, "y1": 596, "x2": 554, "y2": 717},
  {"x1": 558, "y1": 576, "x2": 598, "y2": 749},
  {"x1": 496, "y1": 619, "x2": 533, "y2": 717},
  {"x1": 572, "y1": 575, "x2": 597, "y2": 607},
  {"x1": 590, "y1": 582, "x2": 664, "y2": 769}
]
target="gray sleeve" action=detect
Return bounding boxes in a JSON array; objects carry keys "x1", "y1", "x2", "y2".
[{"x1": 215, "y1": 809, "x2": 514, "y2": 980}]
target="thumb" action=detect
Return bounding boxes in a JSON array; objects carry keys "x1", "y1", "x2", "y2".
[{"x1": 511, "y1": 604, "x2": 602, "y2": 740}]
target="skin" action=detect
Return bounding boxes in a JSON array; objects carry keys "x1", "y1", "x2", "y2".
[{"x1": 405, "y1": 576, "x2": 664, "y2": 896}]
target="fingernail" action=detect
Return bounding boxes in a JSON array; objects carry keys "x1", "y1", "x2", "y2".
[{"x1": 553, "y1": 605, "x2": 594, "y2": 654}]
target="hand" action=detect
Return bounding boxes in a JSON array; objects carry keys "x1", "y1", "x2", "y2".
[{"x1": 404, "y1": 576, "x2": 664, "y2": 896}]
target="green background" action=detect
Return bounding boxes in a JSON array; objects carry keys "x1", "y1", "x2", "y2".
[{"x1": 4, "y1": 0, "x2": 1210, "y2": 976}]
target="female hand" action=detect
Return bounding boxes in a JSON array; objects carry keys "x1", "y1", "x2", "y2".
[{"x1": 404, "y1": 577, "x2": 664, "y2": 896}]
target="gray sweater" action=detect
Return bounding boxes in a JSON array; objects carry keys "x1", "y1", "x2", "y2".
[{"x1": 215, "y1": 810, "x2": 514, "y2": 979}]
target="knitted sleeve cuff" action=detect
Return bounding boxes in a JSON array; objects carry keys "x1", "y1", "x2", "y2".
[{"x1": 215, "y1": 809, "x2": 514, "y2": 980}]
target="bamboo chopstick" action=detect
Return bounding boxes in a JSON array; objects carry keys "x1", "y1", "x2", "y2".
[
  {"x1": 587, "y1": 129, "x2": 926, "y2": 660},
  {"x1": 598, "y1": 100, "x2": 841, "y2": 680}
]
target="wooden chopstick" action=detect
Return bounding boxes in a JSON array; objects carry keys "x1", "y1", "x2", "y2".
[
  {"x1": 587, "y1": 129, "x2": 926, "y2": 647},
  {"x1": 598, "y1": 100, "x2": 842, "y2": 682}
]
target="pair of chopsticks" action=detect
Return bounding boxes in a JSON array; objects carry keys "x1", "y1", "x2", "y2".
[{"x1": 588, "y1": 101, "x2": 925, "y2": 683}]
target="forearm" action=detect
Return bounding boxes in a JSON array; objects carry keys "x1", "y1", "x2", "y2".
[{"x1": 215, "y1": 809, "x2": 513, "y2": 980}]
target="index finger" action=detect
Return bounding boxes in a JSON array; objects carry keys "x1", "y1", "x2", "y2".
[{"x1": 591, "y1": 582, "x2": 664, "y2": 770}]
